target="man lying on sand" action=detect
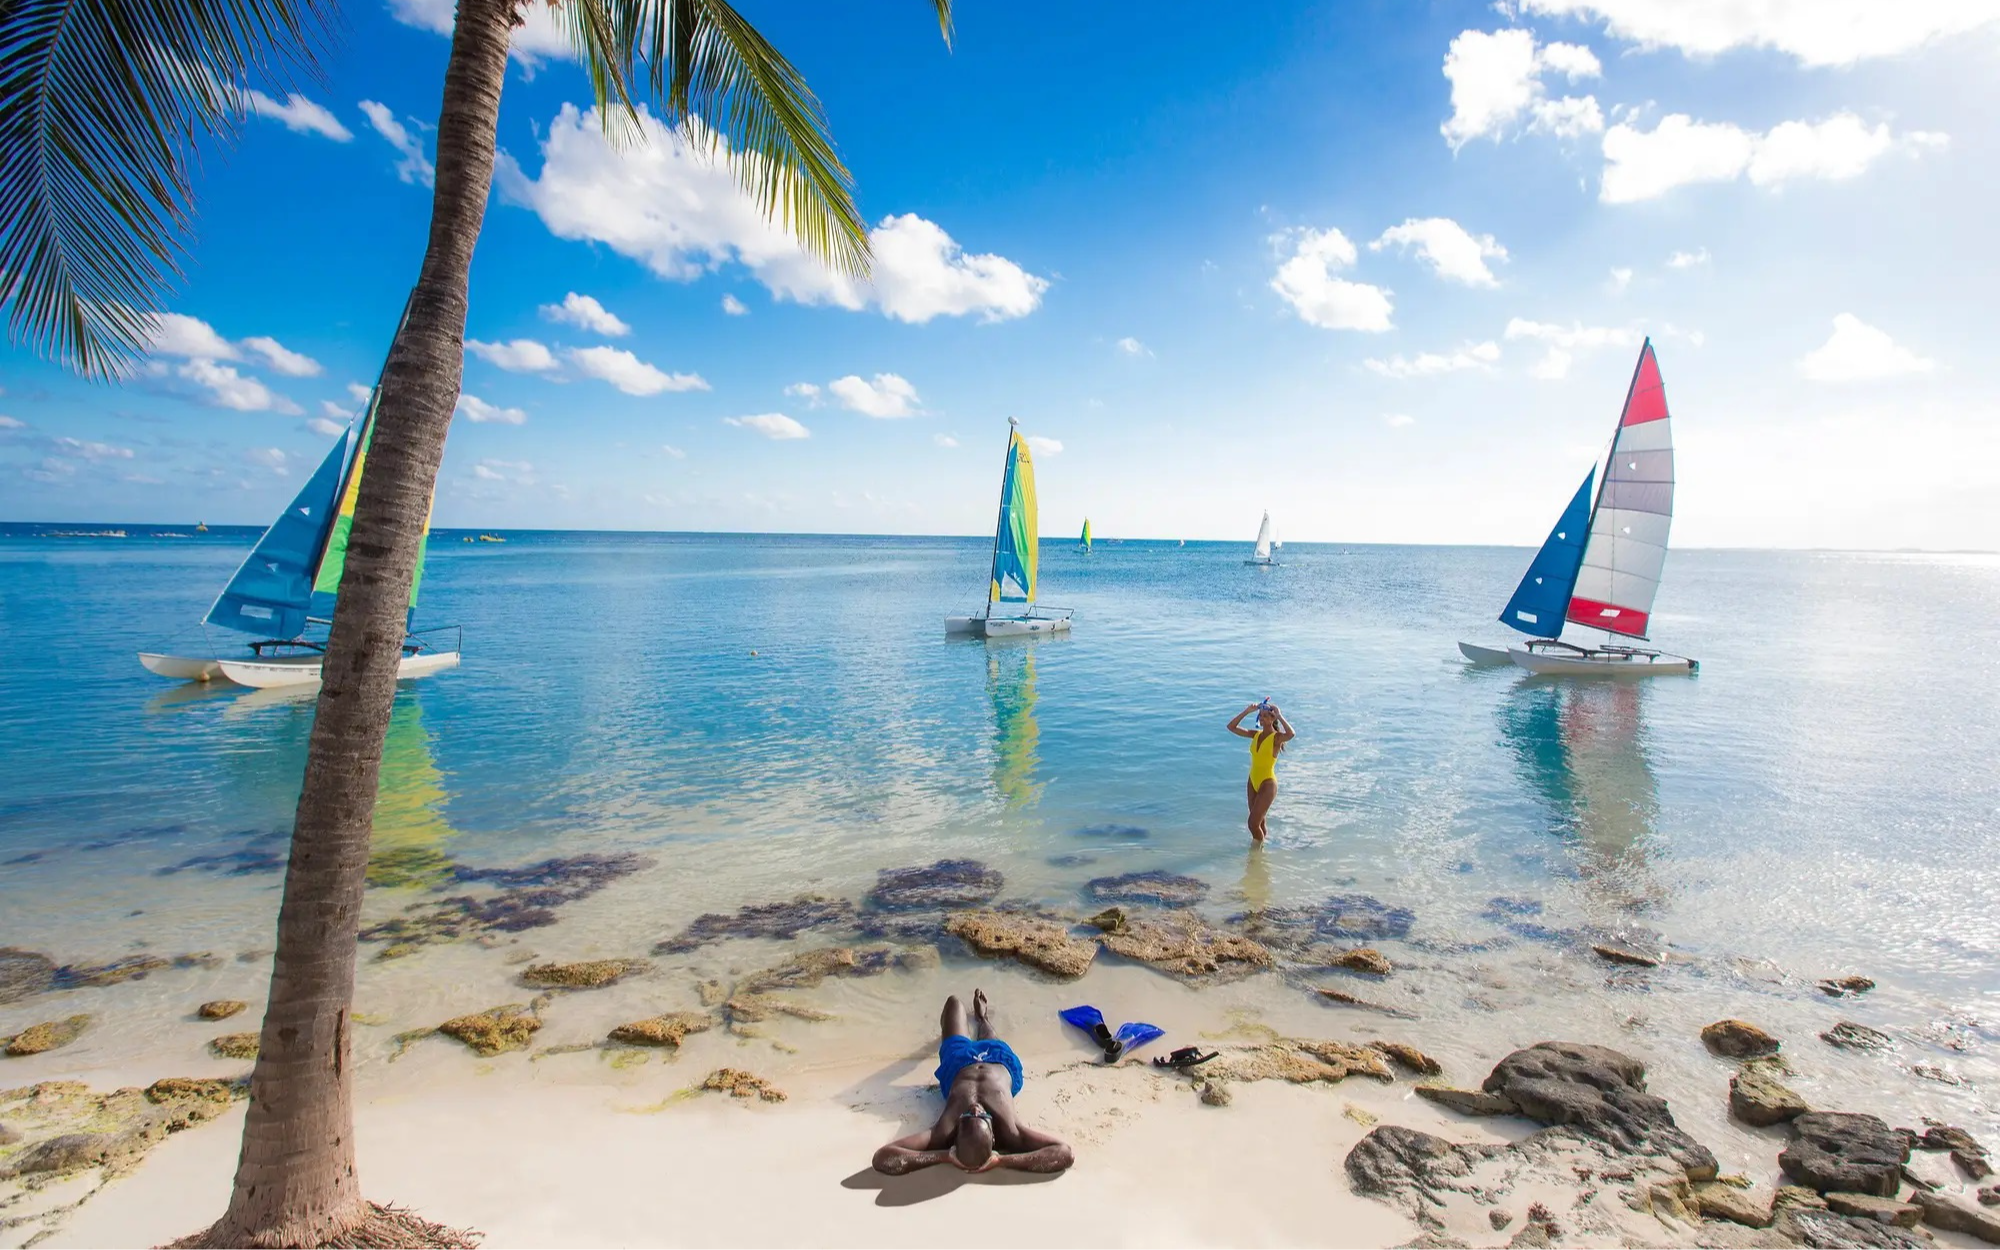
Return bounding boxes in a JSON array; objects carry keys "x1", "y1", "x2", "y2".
[{"x1": 871, "y1": 989, "x2": 1075, "y2": 1176}]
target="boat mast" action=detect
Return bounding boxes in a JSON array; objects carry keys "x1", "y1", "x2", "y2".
[
  {"x1": 1573, "y1": 338, "x2": 1652, "y2": 645},
  {"x1": 982, "y1": 417, "x2": 1017, "y2": 621}
]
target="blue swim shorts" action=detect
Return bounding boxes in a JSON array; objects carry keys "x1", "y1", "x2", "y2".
[{"x1": 935, "y1": 1035, "x2": 1025, "y2": 1097}]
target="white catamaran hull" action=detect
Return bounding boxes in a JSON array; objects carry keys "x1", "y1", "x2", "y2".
[
  {"x1": 1507, "y1": 647, "x2": 1694, "y2": 677},
  {"x1": 1457, "y1": 641, "x2": 1514, "y2": 667},
  {"x1": 215, "y1": 650, "x2": 461, "y2": 689},
  {"x1": 138, "y1": 653, "x2": 225, "y2": 681},
  {"x1": 944, "y1": 614, "x2": 1072, "y2": 639}
]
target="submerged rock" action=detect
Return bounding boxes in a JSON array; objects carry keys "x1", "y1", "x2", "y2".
[
  {"x1": 944, "y1": 911, "x2": 1096, "y2": 979},
  {"x1": 653, "y1": 895, "x2": 856, "y2": 954},
  {"x1": 438, "y1": 1006, "x2": 542, "y2": 1056},
  {"x1": 1730, "y1": 1060, "x2": 1810, "y2": 1127},
  {"x1": 699, "y1": 1068, "x2": 785, "y2": 1102},
  {"x1": 1100, "y1": 914, "x2": 1272, "y2": 982},
  {"x1": 1780, "y1": 1111, "x2": 1909, "y2": 1197},
  {"x1": 1086, "y1": 907, "x2": 1128, "y2": 935},
  {"x1": 1369, "y1": 1041, "x2": 1442, "y2": 1076},
  {"x1": 50, "y1": 955, "x2": 172, "y2": 990},
  {"x1": 1701, "y1": 1019, "x2": 1781, "y2": 1058},
  {"x1": 1084, "y1": 870, "x2": 1209, "y2": 908},
  {"x1": 1820, "y1": 1021, "x2": 1893, "y2": 1051},
  {"x1": 868, "y1": 859, "x2": 1004, "y2": 911},
  {"x1": 1818, "y1": 976, "x2": 1875, "y2": 997},
  {"x1": 1912, "y1": 1191, "x2": 2000, "y2": 1243},
  {"x1": 0, "y1": 947, "x2": 56, "y2": 1004},
  {"x1": 607, "y1": 1012, "x2": 713, "y2": 1048},
  {"x1": 196, "y1": 1000, "x2": 247, "y2": 1020},
  {"x1": 1590, "y1": 943, "x2": 1659, "y2": 968},
  {"x1": 1316, "y1": 895, "x2": 1417, "y2": 942},
  {"x1": 1329, "y1": 948, "x2": 1393, "y2": 976},
  {"x1": 520, "y1": 959, "x2": 648, "y2": 989},
  {"x1": 207, "y1": 1032, "x2": 260, "y2": 1060},
  {"x1": 1317, "y1": 987, "x2": 1416, "y2": 1018},
  {"x1": 365, "y1": 853, "x2": 653, "y2": 956},
  {"x1": 1073, "y1": 823, "x2": 1149, "y2": 840},
  {"x1": 0, "y1": 1131, "x2": 130, "y2": 1178},
  {"x1": 738, "y1": 945, "x2": 897, "y2": 995},
  {"x1": 1413, "y1": 1085, "x2": 1518, "y2": 1117},
  {"x1": 4, "y1": 1014, "x2": 91, "y2": 1057},
  {"x1": 1481, "y1": 1041, "x2": 1717, "y2": 1181}
]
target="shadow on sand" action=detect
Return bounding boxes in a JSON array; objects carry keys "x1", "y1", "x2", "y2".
[{"x1": 838, "y1": 1164, "x2": 1063, "y2": 1207}]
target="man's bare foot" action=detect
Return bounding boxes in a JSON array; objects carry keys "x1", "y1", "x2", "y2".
[{"x1": 973, "y1": 988, "x2": 991, "y2": 1027}]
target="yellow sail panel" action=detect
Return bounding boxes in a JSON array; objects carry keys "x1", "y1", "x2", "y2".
[{"x1": 989, "y1": 429, "x2": 1039, "y2": 603}]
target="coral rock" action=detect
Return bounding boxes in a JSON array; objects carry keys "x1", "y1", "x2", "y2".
[
  {"x1": 1700, "y1": 1019, "x2": 1780, "y2": 1058},
  {"x1": 868, "y1": 859, "x2": 1004, "y2": 911},
  {"x1": 1818, "y1": 976, "x2": 1875, "y2": 997},
  {"x1": 1912, "y1": 1191, "x2": 2000, "y2": 1243},
  {"x1": 1333, "y1": 948, "x2": 1393, "y2": 976},
  {"x1": 519, "y1": 959, "x2": 648, "y2": 989},
  {"x1": 1317, "y1": 987, "x2": 1415, "y2": 1018},
  {"x1": 196, "y1": 1000, "x2": 246, "y2": 1020},
  {"x1": 207, "y1": 1032, "x2": 260, "y2": 1060},
  {"x1": 1820, "y1": 1021, "x2": 1893, "y2": 1051},
  {"x1": 1208, "y1": 1039, "x2": 1392, "y2": 1086},
  {"x1": 1780, "y1": 1111, "x2": 1910, "y2": 1197},
  {"x1": 1098, "y1": 915, "x2": 1271, "y2": 982},
  {"x1": 0, "y1": 1131, "x2": 127, "y2": 1178},
  {"x1": 1482, "y1": 1041, "x2": 1718, "y2": 1181},
  {"x1": 1824, "y1": 1192, "x2": 1920, "y2": 1227},
  {"x1": 654, "y1": 895, "x2": 855, "y2": 954},
  {"x1": 700, "y1": 1068, "x2": 785, "y2": 1102},
  {"x1": 1084, "y1": 870, "x2": 1209, "y2": 908},
  {"x1": 1368, "y1": 1041, "x2": 1442, "y2": 1076},
  {"x1": 145, "y1": 1077, "x2": 240, "y2": 1106},
  {"x1": 737, "y1": 946, "x2": 896, "y2": 995},
  {"x1": 945, "y1": 912, "x2": 1096, "y2": 979},
  {"x1": 1730, "y1": 1060, "x2": 1810, "y2": 1127},
  {"x1": 438, "y1": 1006, "x2": 542, "y2": 1056},
  {"x1": 4, "y1": 1014, "x2": 91, "y2": 1056},
  {"x1": 607, "y1": 1012, "x2": 713, "y2": 1048},
  {"x1": 0, "y1": 947, "x2": 56, "y2": 1004},
  {"x1": 1591, "y1": 943, "x2": 1660, "y2": 968},
  {"x1": 1086, "y1": 907, "x2": 1128, "y2": 935},
  {"x1": 1693, "y1": 1181, "x2": 1772, "y2": 1228}
]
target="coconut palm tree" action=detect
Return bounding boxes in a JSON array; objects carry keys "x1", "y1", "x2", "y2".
[{"x1": 2, "y1": 0, "x2": 950, "y2": 1243}]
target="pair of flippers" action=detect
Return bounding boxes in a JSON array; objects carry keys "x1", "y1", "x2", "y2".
[{"x1": 1059, "y1": 1005, "x2": 1163, "y2": 1062}]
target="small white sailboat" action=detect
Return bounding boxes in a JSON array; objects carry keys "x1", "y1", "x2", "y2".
[
  {"x1": 945, "y1": 419, "x2": 1072, "y2": 639},
  {"x1": 1244, "y1": 511, "x2": 1279, "y2": 566},
  {"x1": 1459, "y1": 339, "x2": 1695, "y2": 677},
  {"x1": 139, "y1": 377, "x2": 460, "y2": 689}
]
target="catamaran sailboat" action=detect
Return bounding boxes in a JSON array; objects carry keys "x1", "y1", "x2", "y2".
[
  {"x1": 1077, "y1": 518, "x2": 1092, "y2": 554},
  {"x1": 1244, "y1": 511, "x2": 1279, "y2": 566},
  {"x1": 945, "y1": 419, "x2": 1072, "y2": 639},
  {"x1": 1459, "y1": 339, "x2": 1695, "y2": 676},
  {"x1": 139, "y1": 390, "x2": 460, "y2": 689}
]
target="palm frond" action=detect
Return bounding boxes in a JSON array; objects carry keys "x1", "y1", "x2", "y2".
[{"x1": 0, "y1": 0, "x2": 336, "y2": 375}]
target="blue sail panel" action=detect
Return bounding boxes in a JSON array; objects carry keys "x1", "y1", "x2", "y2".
[
  {"x1": 205, "y1": 425, "x2": 353, "y2": 637},
  {"x1": 989, "y1": 433, "x2": 1034, "y2": 603},
  {"x1": 1500, "y1": 469, "x2": 1594, "y2": 638}
]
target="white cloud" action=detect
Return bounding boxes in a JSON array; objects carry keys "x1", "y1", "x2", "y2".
[
  {"x1": 466, "y1": 338, "x2": 560, "y2": 373},
  {"x1": 244, "y1": 446, "x2": 289, "y2": 475},
  {"x1": 1513, "y1": 0, "x2": 2000, "y2": 67},
  {"x1": 318, "y1": 400, "x2": 352, "y2": 419},
  {"x1": 567, "y1": 346, "x2": 707, "y2": 396},
  {"x1": 1532, "y1": 347, "x2": 1576, "y2": 380},
  {"x1": 143, "y1": 312, "x2": 238, "y2": 361},
  {"x1": 359, "y1": 100, "x2": 434, "y2": 188},
  {"x1": 1269, "y1": 227, "x2": 1393, "y2": 332},
  {"x1": 177, "y1": 358, "x2": 301, "y2": 414},
  {"x1": 1364, "y1": 340, "x2": 1501, "y2": 378},
  {"x1": 1798, "y1": 314, "x2": 1936, "y2": 382},
  {"x1": 455, "y1": 394, "x2": 529, "y2": 425},
  {"x1": 726, "y1": 413, "x2": 810, "y2": 440},
  {"x1": 1116, "y1": 336, "x2": 1151, "y2": 357},
  {"x1": 497, "y1": 106, "x2": 1047, "y2": 324},
  {"x1": 934, "y1": 434, "x2": 959, "y2": 448},
  {"x1": 1026, "y1": 436, "x2": 1063, "y2": 457},
  {"x1": 0, "y1": 416, "x2": 24, "y2": 430},
  {"x1": 241, "y1": 336, "x2": 321, "y2": 377},
  {"x1": 1608, "y1": 266, "x2": 1634, "y2": 292},
  {"x1": 386, "y1": 0, "x2": 573, "y2": 65},
  {"x1": 1440, "y1": 28, "x2": 1603, "y2": 148},
  {"x1": 53, "y1": 437, "x2": 134, "y2": 461},
  {"x1": 660, "y1": 444, "x2": 687, "y2": 459},
  {"x1": 1370, "y1": 218, "x2": 1509, "y2": 287},
  {"x1": 539, "y1": 292, "x2": 629, "y2": 336},
  {"x1": 827, "y1": 373, "x2": 922, "y2": 418},
  {"x1": 721, "y1": 294, "x2": 749, "y2": 316},
  {"x1": 1666, "y1": 247, "x2": 1710, "y2": 269},
  {"x1": 1504, "y1": 318, "x2": 1662, "y2": 379},
  {"x1": 1600, "y1": 112, "x2": 1937, "y2": 203},
  {"x1": 244, "y1": 91, "x2": 352, "y2": 142},
  {"x1": 785, "y1": 382, "x2": 823, "y2": 405},
  {"x1": 1386, "y1": 414, "x2": 1417, "y2": 428},
  {"x1": 306, "y1": 416, "x2": 347, "y2": 436},
  {"x1": 346, "y1": 382, "x2": 372, "y2": 404},
  {"x1": 473, "y1": 457, "x2": 536, "y2": 485},
  {"x1": 472, "y1": 463, "x2": 505, "y2": 481}
]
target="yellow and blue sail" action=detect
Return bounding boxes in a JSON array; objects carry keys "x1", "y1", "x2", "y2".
[
  {"x1": 1500, "y1": 468, "x2": 1594, "y2": 638},
  {"x1": 205, "y1": 422, "x2": 355, "y2": 637},
  {"x1": 310, "y1": 397, "x2": 433, "y2": 629},
  {"x1": 988, "y1": 429, "x2": 1039, "y2": 604}
]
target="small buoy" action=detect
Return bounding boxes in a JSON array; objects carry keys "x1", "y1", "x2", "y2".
[{"x1": 750, "y1": 650, "x2": 758, "y2": 657}]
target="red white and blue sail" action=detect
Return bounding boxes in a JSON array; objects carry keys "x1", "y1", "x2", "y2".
[{"x1": 1568, "y1": 340, "x2": 1674, "y2": 639}]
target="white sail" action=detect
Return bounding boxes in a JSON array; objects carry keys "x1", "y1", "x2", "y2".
[
  {"x1": 1569, "y1": 341, "x2": 1673, "y2": 640},
  {"x1": 1252, "y1": 512, "x2": 1273, "y2": 560}
]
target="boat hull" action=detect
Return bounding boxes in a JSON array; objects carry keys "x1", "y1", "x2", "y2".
[
  {"x1": 216, "y1": 650, "x2": 462, "y2": 689},
  {"x1": 944, "y1": 614, "x2": 1072, "y2": 639},
  {"x1": 138, "y1": 652, "x2": 224, "y2": 681},
  {"x1": 1244, "y1": 558, "x2": 1279, "y2": 567},
  {"x1": 1507, "y1": 647, "x2": 1694, "y2": 677},
  {"x1": 1457, "y1": 641, "x2": 1514, "y2": 667}
]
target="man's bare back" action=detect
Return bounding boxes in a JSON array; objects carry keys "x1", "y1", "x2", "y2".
[{"x1": 871, "y1": 989, "x2": 1074, "y2": 1176}]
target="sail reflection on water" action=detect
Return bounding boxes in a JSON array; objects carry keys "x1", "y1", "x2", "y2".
[
  {"x1": 1502, "y1": 681, "x2": 1661, "y2": 910},
  {"x1": 366, "y1": 700, "x2": 459, "y2": 889},
  {"x1": 988, "y1": 646, "x2": 1042, "y2": 808}
]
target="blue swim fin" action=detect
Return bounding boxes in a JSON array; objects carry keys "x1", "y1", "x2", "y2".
[
  {"x1": 1114, "y1": 1021, "x2": 1164, "y2": 1056},
  {"x1": 1058, "y1": 1005, "x2": 1105, "y2": 1032}
]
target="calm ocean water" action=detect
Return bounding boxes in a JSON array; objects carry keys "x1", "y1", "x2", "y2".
[{"x1": 1, "y1": 527, "x2": 1995, "y2": 1133}]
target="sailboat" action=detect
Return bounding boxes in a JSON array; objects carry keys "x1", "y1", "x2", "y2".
[
  {"x1": 138, "y1": 387, "x2": 461, "y2": 689},
  {"x1": 945, "y1": 418, "x2": 1072, "y2": 638},
  {"x1": 1458, "y1": 339, "x2": 1695, "y2": 676},
  {"x1": 1077, "y1": 518, "x2": 1092, "y2": 555},
  {"x1": 1244, "y1": 511, "x2": 1279, "y2": 566}
]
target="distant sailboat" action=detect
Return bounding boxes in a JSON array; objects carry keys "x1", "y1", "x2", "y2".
[
  {"x1": 139, "y1": 380, "x2": 461, "y2": 688},
  {"x1": 945, "y1": 419, "x2": 1073, "y2": 638},
  {"x1": 1077, "y1": 518, "x2": 1092, "y2": 554},
  {"x1": 1244, "y1": 511, "x2": 1279, "y2": 567},
  {"x1": 1459, "y1": 339, "x2": 1694, "y2": 676}
]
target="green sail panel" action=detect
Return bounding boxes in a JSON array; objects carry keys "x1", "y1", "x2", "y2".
[
  {"x1": 311, "y1": 400, "x2": 433, "y2": 626},
  {"x1": 988, "y1": 430, "x2": 1040, "y2": 603}
]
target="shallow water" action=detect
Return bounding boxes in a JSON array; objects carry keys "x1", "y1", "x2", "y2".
[{"x1": 1, "y1": 527, "x2": 1995, "y2": 1142}]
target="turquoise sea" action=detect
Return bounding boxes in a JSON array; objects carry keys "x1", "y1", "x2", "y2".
[{"x1": 1, "y1": 527, "x2": 1995, "y2": 1142}]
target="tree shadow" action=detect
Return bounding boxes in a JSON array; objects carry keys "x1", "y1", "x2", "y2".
[{"x1": 838, "y1": 1165, "x2": 1063, "y2": 1207}]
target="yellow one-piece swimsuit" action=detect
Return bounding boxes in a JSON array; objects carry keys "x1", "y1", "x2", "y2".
[{"x1": 1249, "y1": 732, "x2": 1278, "y2": 789}]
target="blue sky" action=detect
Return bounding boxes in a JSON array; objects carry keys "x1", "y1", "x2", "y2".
[{"x1": 4, "y1": 1, "x2": 1996, "y2": 549}]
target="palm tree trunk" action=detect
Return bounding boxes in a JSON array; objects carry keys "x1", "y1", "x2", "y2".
[{"x1": 198, "y1": 0, "x2": 515, "y2": 1242}]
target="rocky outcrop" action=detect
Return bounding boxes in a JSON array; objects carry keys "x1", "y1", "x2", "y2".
[
  {"x1": 1369, "y1": 1041, "x2": 1442, "y2": 1076},
  {"x1": 207, "y1": 1032, "x2": 259, "y2": 1060},
  {"x1": 653, "y1": 896, "x2": 855, "y2": 954},
  {"x1": 1208, "y1": 1039, "x2": 1392, "y2": 1086},
  {"x1": 145, "y1": 1077, "x2": 241, "y2": 1106},
  {"x1": 1482, "y1": 1042, "x2": 1717, "y2": 1181},
  {"x1": 0, "y1": 1131, "x2": 131, "y2": 1179},
  {"x1": 608, "y1": 1012, "x2": 713, "y2": 1048},
  {"x1": 737, "y1": 945, "x2": 897, "y2": 994},
  {"x1": 1820, "y1": 1021, "x2": 1892, "y2": 1051},
  {"x1": 1692, "y1": 1181, "x2": 1771, "y2": 1228},
  {"x1": 1913, "y1": 1190, "x2": 2000, "y2": 1243},
  {"x1": 1332, "y1": 948, "x2": 1393, "y2": 975},
  {"x1": 1414, "y1": 1085, "x2": 1518, "y2": 1116},
  {"x1": 1098, "y1": 914, "x2": 1272, "y2": 981},
  {"x1": 1824, "y1": 1192, "x2": 1919, "y2": 1226},
  {"x1": 1238, "y1": 894, "x2": 1415, "y2": 949},
  {"x1": 196, "y1": 1000, "x2": 246, "y2": 1020},
  {"x1": 366, "y1": 853, "x2": 653, "y2": 956},
  {"x1": 1779, "y1": 1111, "x2": 1909, "y2": 1197},
  {"x1": 1781, "y1": 1208, "x2": 1931, "y2": 1248},
  {"x1": 1084, "y1": 870, "x2": 1209, "y2": 907},
  {"x1": 1731, "y1": 1059, "x2": 1810, "y2": 1127},
  {"x1": 3, "y1": 1014, "x2": 91, "y2": 1057},
  {"x1": 520, "y1": 959, "x2": 648, "y2": 989},
  {"x1": 944, "y1": 911, "x2": 1096, "y2": 979},
  {"x1": 1701, "y1": 1018, "x2": 1780, "y2": 1058},
  {"x1": 1914, "y1": 1125, "x2": 1992, "y2": 1181},
  {"x1": 0, "y1": 948, "x2": 56, "y2": 1004},
  {"x1": 1345, "y1": 1125, "x2": 1505, "y2": 1228},
  {"x1": 1818, "y1": 976, "x2": 1875, "y2": 997},
  {"x1": 1086, "y1": 907, "x2": 1128, "y2": 934},
  {"x1": 438, "y1": 1006, "x2": 542, "y2": 1056},
  {"x1": 699, "y1": 1068, "x2": 785, "y2": 1102},
  {"x1": 868, "y1": 860, "x2": 1003, "y2": 911}
]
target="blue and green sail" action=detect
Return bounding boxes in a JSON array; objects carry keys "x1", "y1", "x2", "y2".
[
  {"x1": 988, "y1": 428, "x2": 1040, "y2": 604},
  {"x1": 310, "y1": 395, "x2": 433, "y2": 628},
  {"x1": 1078, "y1": 518, "x2": 1091, "y2": 552}
]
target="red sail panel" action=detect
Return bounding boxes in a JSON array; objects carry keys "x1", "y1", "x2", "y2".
[
  {"x1": 1621, "y1": 343, "x2": 1668, "y2": 426},
  {"x1": 1566, "y1": 596, "x2": 1650, "y2": 638}
]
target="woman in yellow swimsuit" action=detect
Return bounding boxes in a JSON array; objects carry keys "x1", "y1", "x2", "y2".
[{"x1": 1227, "y1": 700, "x2": 1295, "y2": 842}]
